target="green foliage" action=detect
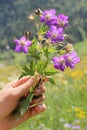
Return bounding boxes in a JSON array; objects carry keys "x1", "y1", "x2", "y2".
[
  {"x1": 15, "y1": 92, "x2": 34, "y2": 117},
  {"x1": 48, "y1": 77, "x2": 56, "y2": 85},
  {"x1": 44, "y1": 68, "x2": 57, "y2": 76}
]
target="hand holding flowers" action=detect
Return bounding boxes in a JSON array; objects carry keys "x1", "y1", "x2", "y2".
[{"x1": 13, "y1": 8, "x2": 80, "y2": 117}]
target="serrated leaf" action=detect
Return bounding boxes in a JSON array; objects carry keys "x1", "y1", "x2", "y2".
[
  {"x1": 37, "y1": 60, "x2": 48, "y2": 74},
  {"x1": 16, "y1": 92, "x2": 34, "y2": 117}
]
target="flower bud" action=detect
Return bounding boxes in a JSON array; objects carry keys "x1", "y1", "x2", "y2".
[
  {"x1": 35, "y1": 8, "x2": 43, "y2": 16},
  {"x1": 63, "y1": 34, "x2": 70, "y2": 39},
  {"x1": 24, "y1": 31, "x2": 31, "y2": 40},
  {"x1": 27, "y1": 14, "x2": 35, "y2": 20},
  {"x1": 64, "y1": 43, "x2": 73, "y2": 53},
  {"x1": 38, "y1": 35, "x2": 44, "y2": 41}
]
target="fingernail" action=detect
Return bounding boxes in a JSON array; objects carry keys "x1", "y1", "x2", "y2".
[
  {"x1": 36, "y1": 88, "x2": 41, "y2": 93},
  {"x1": 38, "y1": 104, "x2": 46, "y2": 109},
  {"x1": 30, "y1": 76, "x2": 35, "y2": 80}
]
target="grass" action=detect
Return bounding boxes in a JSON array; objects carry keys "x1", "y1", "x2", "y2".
[
  {"x1": 74, "y1": 39, "x2": 87, "y2": 56},
  {"x1": 0, "y1": 39, "x2": 87, "y2": 130}
]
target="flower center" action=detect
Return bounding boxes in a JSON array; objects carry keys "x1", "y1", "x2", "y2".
[
  {"x1": 20, "y1": 40, "x2": 25, "y2": 45},
  {"x1": 60, "y1": 21, "x2": 65, "y2": 26},
  {"x1": 58, "y1": 20, "x2": 65, "y2": 26},
  {"x1": 45, "y1": 14, "x2": 51, "y2": 20},
  {"x1": 52, "y1": 32, "x2": 58, "y2": 38},
  {"x1": 68, "y1": 57, "x2": 72, "y2": 61}
]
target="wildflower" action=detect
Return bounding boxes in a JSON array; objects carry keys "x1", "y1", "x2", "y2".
[
  {"x1": 71, "y1": 70, "x2": 84, "y2": 80},
  {"x1": 46, "y1": 25, "x2": 64, "y2": 43},
  {"x1": 76, "y1": 111, "x2": 86, "y2": 119},
  {"x1": 74, "y1": 107, "x2": 81, "y2": 112},
  {"x1": 71, "y1": 125, "x2": 80, "y2": 129},
  {"x1": 13, "y1": 36, "x2": 32, "y2": 54},
  {"x1": 67, "y1": 109, "x2": 71, "y2": 112},
  {"x1": 40, "y1": 9, "x2": 56, "y2": 25},
  {"x1": 59, "y1": 118, "x2": 65, "y2": 122},
  {"x1": 52, "y1": 13, "x2": 69, "y2": 28},
  {"x1": 52, "y1": 56, "x2": 65, "y2": 71},
  {"x1": 64, "y1": 51, "x2": 80, "y2": 69},
  {"x1": 64, "y1": 123, "x2": 72, "y2": 128}
]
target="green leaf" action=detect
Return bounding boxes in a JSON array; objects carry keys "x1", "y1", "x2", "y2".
[
  {"x1": 38, "y1": 24, "x2": 48, "y2": 35},
  {"x1": 30, "y1": 60, "x2": 34, "y2": 70},
  {"x1": 48, "y1": 78, "x2": 56, "y2": 85},
  {"x1": 22, "y1": 65, "x2": 30, "y2": 72},
  {"x1": 19, "y1": 72, "x2": 29, "y2": 79},
  {"x1": 43, "y1": 46, "x2": 49, "y2": 57},
  {"x1": 19, "y1": 93, "x2": 34, "y2": 116},
  {"x1": 44, "y1": 68, "x2": 57, "y2": 76},
  {"x1": 18, "y1": 64, "x2": 35, "y2": 78},
  {"x1": 37, "y1": 60, "x2": 48, "y2": 74},
  {"x1": 14, "y1": 92, "x2": 34, "y2": 117}
]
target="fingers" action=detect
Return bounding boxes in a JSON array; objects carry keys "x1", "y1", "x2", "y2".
[
  {"x1": 15, "y1": 104, "x2": 46, "y2": 126},
  {"x1": 13, "y1": 76, "x2": 39, "y2": 98},
  {"x1": 31, "y1": 94, "x2": 45, "y2": 106},
  {"x1": 12, "y1": 77, "x2": 30, "y2": 88},
  {"x1": 30, "y1": 84, "x2": 46, "y2": 107},
  {"x1": 14, "y1": 76, "x2": 30, "y2": 87},
  {"x1": 5, "y1": 77, "x2": 30, "y2": 90},
  {"x1": 34, "y1": 84, "x2": 46, "y2": 96},
  {"x1": 25, "y1": 104, "x2": 46, "y2": 119}
]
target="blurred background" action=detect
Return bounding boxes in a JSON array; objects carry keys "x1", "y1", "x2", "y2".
[{"x1": 0, "y1": 0, "x2": 87, "y2": 130}]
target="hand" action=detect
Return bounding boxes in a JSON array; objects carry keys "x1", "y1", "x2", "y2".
[{"x1": 0, "y1": 76, "x2": 46, "y2": 130}]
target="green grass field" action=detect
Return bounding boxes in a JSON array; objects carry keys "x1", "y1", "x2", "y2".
[{"x1": 0, "y1": 39, "x2": 87, "y2": 130}]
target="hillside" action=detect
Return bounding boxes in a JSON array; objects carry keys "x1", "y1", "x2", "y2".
[{"x1": 74, "y1": 39, "x2": 87, "y2": 56}]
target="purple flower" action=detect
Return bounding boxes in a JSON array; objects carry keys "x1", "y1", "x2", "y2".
[
  {"x1": 52, "y1": 51, "x2": 80, "y2": 71},
  {"x1": 40, "y1": 9, "x2": 57, "y2": 25},
  {"x1": 52, "y1": 56, "x2": 65, "y2": 71},
  {"x1": 13, "y1": 36, "x2": 32, "y2": 54},
  {"x1": 71, "y1": 125, "x2": 80, "y2": 129},
  {"x1": 46, "y1": 25, "x2": 64, "y2": 43},
  {"x1": 52, "y1": 13, "x2": 69, "y2": 28},
  {"x1": 64, "y1": 123, "x2": 72, "y2": 128},
  {"x1": 64, "y1": 51, "x2": 80, "y2": 69}
]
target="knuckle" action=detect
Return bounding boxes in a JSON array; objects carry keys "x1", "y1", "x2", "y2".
[
  {"x1": 42, "y1": 95, "x2": 45, "y2": 100},
  {"x1": 42, "y1": 86, "x2": 46, "y2": 93}
]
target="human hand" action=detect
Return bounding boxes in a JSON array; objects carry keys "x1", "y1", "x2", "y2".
[{"x1": 0, "y1": 76, "x2": 46, "y2": 130}]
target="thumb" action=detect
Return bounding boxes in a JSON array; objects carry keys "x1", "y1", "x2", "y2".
[{"x1": 13, "y1": 76, "x2": 39, "y2": 98}]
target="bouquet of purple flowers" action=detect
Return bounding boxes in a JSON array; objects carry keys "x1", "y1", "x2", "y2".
[{"x1": 13, "y1": 9, "x2": 80, "y2": 117}]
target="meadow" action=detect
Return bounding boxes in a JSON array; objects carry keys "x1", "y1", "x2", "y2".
[{"x1": 0, "y1": 39, "x2": 87, "y2": 130}]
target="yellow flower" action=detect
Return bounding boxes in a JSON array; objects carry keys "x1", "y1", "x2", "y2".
[
  {"x1": 75, "y1": 108, "x2": 86, "y2": 119},
  {"x1": 71, "y1": 70, "x2": 84, "y2": 80},
  {"x1": 67, "y1": 109, "x2": 71, "y2": 112},
  {"x1": 76, "y1": 111, "x2": 86, "y2": 119},
  {"x1": 74, "y1": 107, "x2": 80, "y2": 112}
]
